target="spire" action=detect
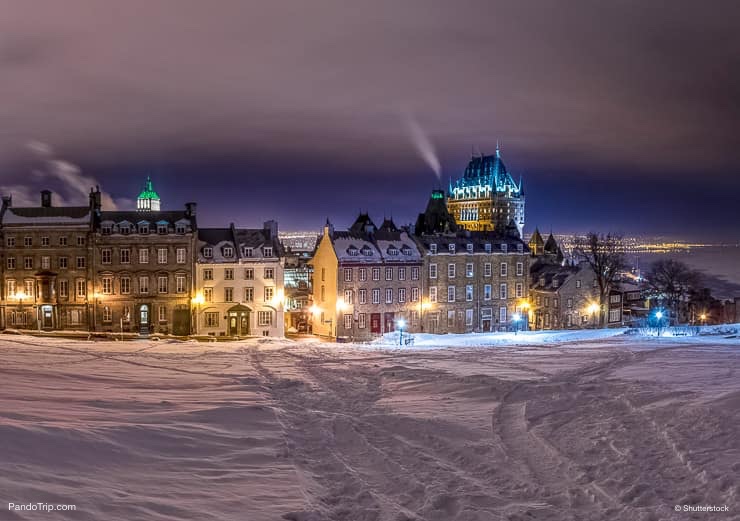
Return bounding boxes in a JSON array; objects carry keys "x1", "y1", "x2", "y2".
[{"x1": 137, "y1": 176, "x2": 161, "y2": 212}]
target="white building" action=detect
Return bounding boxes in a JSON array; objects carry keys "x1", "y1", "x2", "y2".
[{"x1": 195, "y1": 222, "x2": 284, "y2": 337}]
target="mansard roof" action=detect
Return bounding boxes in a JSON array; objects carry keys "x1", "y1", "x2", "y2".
[
  {"x1": 451, "y1": 146, "x2": 521, "y2": 195},
  {"x1": 100, "y1": 210, "x2": 190, "y2": 224},
  {"x1": 415, "y1": 231, "x2": 529, "y2": 254},
  {"x1": 1, "y1": 205, "x2": 91, "y2": 225}
]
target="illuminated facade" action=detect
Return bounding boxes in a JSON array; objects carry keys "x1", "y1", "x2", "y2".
[
  {"x1": 136, "y1": 177, "x2": 161, "y2": 212},
  {"x1": 447, "y1": 145, "x2": 524, "y2": 235}
]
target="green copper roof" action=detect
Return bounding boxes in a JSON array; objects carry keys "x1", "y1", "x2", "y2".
[{"x1": 138, "y1": 177, "x2": 160, "y2": 200}]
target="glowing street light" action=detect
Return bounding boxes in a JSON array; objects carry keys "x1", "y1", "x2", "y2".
[
  {"x1": 655, "y1": 310, "x2": 663, "y2": 320},
  {"x1": 586, "y1": 302, "x2": 600, "y2": 328},
  {"x1": 191, "y1": 292, "x2": 205, "y2": 334},
  {"x1": 396, "y1": 318, "x2": 406, "y2": 346},
  {"x1": 512, "y1": 312, "x2": 522, "y2": 335}
]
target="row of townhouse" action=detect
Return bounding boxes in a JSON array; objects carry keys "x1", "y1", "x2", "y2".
[
  {"x1": 310, "y1": 209, "x2": 531, "y2": 341},
  {"x1": 526, "y1": 231, "x2": 649, "y2": 329},
  {"x1": 0, "y1": 184, "x2": 285, "y2": 337}
]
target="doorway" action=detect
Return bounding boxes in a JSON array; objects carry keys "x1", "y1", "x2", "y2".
[
  {"x1": 41, "y1": 305, "x2": 54, "y2": 329},
  {"x1": 383, "y1": 312, "x2": 395, "y2": 333},
  {"x1": 227, "y1": 304, "x2": 251, "y2": 336},
  {"x1": 370, "y1": 313, "x2": 381, "y2": 334},
  {"x1": 139, "y1": 304, "x2": 149, "y2": 334}
]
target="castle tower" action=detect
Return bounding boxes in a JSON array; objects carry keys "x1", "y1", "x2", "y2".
[
  {"x1": 446, "y1": 145, "x2": 525, "y2": 235},
  {"x1": 136, "y1": 176, "x2": 161, "y2": 212}
]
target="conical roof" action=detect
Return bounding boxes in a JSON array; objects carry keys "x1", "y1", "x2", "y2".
[{"x1": 138, "y1": 177, "x2": 160, "y2": 201}]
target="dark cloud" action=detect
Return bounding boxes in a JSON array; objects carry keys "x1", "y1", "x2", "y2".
[{"x1": 0, "y1": 1, "x2": 738, "y2": 239}]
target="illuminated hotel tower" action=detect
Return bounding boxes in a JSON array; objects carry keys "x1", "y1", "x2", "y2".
[
  {"x1": 136, "y1": 177, "x2": 161, "y2": 212},
  {"x1": 447, "y1": 144, "x2": 524, "y2": 235}
]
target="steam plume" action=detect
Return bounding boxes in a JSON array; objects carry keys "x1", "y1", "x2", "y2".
[{"x1": 402, "y1": 112, "x2": 441, "y2": 182}]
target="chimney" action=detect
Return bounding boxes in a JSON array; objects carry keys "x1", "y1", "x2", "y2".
[
  {"x1": 185, "y1": 202, "x2": 197, "y2": 217},
  {"x1": 41, "y1": 190, "x2": 52, "y2": 208},
  {"x1": 89, "y1": 186, "x2": 102, "y2": 211},
  {"x1": 263, "y1": 219, "x2": 278, "y2": 239}
]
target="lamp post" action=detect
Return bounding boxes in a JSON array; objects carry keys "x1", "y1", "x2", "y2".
[
  {"x1": 512, "y1": 313, "x2": 522, "y2": 335},
  {"x1": 519, "y1": 300, "x2": 531, "y2": 331},
  {"x1": 587, "y1": 303, "x2": 600, "y2": 329},
  {"x1": 397, "y1": 318, "x2": 406, "y2": 346},
  {"x1": 654, "y1": 309, "x2": 665, "y2": 336},
  {"x1": 15, "y1": 290, "x2": 27, "y2": 328},
  {"x1": 191, "y1": 292, "x2": 205, "y2": 335}
]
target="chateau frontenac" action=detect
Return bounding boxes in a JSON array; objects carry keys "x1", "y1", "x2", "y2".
[{"x1": 446, "y1": 145, "x2": 525, "y2": 236}]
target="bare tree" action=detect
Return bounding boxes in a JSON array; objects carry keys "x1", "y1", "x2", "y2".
[
  {"x1": 643, "y1": 259, "x2": 702, "y2": 323},
  {"x1": 573, "y1": 233, "x2": 627, "y2": 327}
]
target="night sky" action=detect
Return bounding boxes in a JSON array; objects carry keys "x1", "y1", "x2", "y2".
[{"x1": 1, "y1": 1, "x2": 739, "y2": 240}]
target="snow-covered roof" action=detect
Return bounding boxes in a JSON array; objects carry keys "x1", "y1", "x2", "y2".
[{"x1": 1, "y1": 206, "x2": 90, "y2": 225}]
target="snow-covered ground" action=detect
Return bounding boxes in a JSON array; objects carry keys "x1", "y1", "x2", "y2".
[{"x1": 1, "y1": 332, "x2": 738, "y2": 520}]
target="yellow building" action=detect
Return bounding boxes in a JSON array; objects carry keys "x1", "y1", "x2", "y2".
[{"x1": 310, "y1": 215, "x2": 423, "y2": 341}]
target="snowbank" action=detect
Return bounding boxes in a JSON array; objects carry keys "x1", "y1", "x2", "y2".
[{"x1": 373, "y1": 327, "x2": 628, "y2": 349}]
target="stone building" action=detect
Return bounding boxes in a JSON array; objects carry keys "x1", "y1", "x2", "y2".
[
  {"x1": 90, "y1": 181, "x2": 198, "y2": 335},
  {"x1": 195, "y1": 222, "x2": 284, "y2": 337},
  {"x1": 414, "y1": 228, "x2": 530, "y2": 334},
  {"x1": 0, "y1": 190, "x2": 94, "y2": 330},
  {"x1": 310, "y1": 214, "x2": 423, "y2": 341},
  {"x1": 447, "y1": 145, "x2": 525, "y2": 236}
]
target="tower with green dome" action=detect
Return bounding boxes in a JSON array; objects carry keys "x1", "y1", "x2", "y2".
[{"x1": 136, "y1": 177, "x2": 161, "y2": 212}]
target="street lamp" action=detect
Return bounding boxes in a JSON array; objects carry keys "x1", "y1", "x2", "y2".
[
  {"x1": 587, "y1": 302, "x2": 600, "y2": 329},
  {"x1": 518, "y1": 300, "x2": 531, "y2": 331},
  {"x1": 191, "y1": 292, "x2": 205, "y2": 335},
  {"x1": 15, "y1": 290, "x2": 27, "y2": 328},
  {"x1": 654, "y1": 309, "x2": 666, "y2": 336},
  {"x1": 396, "y1": 318, "x2": 406, "y2": 346},
  {"x1": 512, "y1": 312, "x2": 522, "y2": 335},
  {"x1": 699, "y1": 313, "x2": 707, "y2": 326}
]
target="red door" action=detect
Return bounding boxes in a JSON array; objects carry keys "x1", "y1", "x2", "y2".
[
  {"x1": 370, "y1": 313, "x2": 381, "y2": 334},
  {"x1": 384, "y1": 312, "x2": 395, "y2": 333}
]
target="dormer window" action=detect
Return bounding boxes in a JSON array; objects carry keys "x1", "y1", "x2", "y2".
[
  {"x1": 347, "y1": 246, "x2": 359, "y2": 256},
  {"x1": 361, "y1": 246, "x2": 373, "y2": 256},
  {"x1": 517, "y1": 243, "x2": 523, "y2": 253},
  {"x1": 203, "y1": 247, "x2": 213, "y2": 258},
  {"x1": 539, "y1": 276, "x2": 545, "y2": 286},
  {"x1": 120, "y1": 224, "x2": 130, "y2": 235},
  {"x1": 157, "y1": 224, "x2": 167, "y2": 234},
  {"x1": 401, "y1": 245, "x2": 412, "y2": 255},
  {"x1": 176, "y1": 224, "x2": 186, "y2": 234},
  {"x1": 429, "y1": 243, "x2": 437, "y2": 254},
  {"x1": 223, "y1": 247, "x2": 234, "y2": 257},
  {"x1": 264, "y1": 247, "x2": 273, "y2": 258},
  {"x1": 466, "y1": 243, "x2": 473, "y2": 253},
  {"x1": 139, "y1": 224, "x2": 149, "y2": 234},
  {"x1": 387, "y1": 246, "x2": 399, "y2": 256},
  {"x1": 101, "y1": 225, "x2": 112, "y2": 235},
  {"x1": 243, "y1": 247, "x2": 253, "y2": 257},
  {"x1": 484, "y1": 243, "x2": 491, "y2": 253},
  {"x1": 501, "y1": 243, "x2": 508, "y2": 253},
  {"x1": 553, "y1": 278, "x2": 559, "y2": 288},
  {"x1": 449, "y1": 244, "x2": 456, "y2": 253}
]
